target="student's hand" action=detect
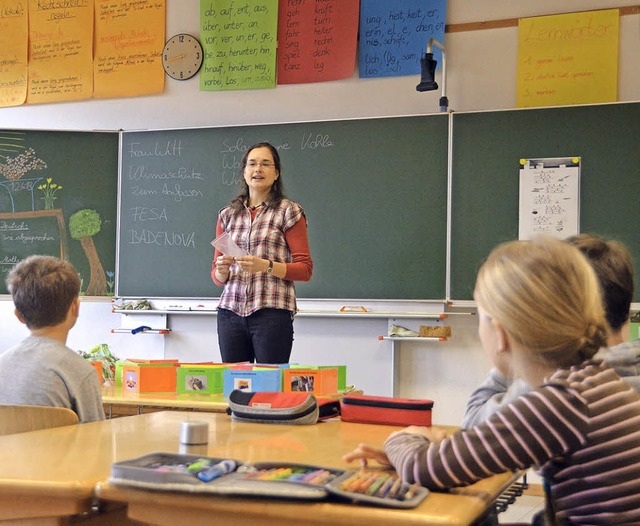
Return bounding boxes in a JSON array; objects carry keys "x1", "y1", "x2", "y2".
[
  {"x1": 342, "y1": 443, "x2": 392, "y2": 467},
  {"x1": 215, "y1": 255, "x2": 234, "y2": 278},
  {"x1": 390, "y1": 426, "x2": 447, "y2": 442},
  {"x1": 235, "y1": 255, "x2": 268, "y2": 274}
]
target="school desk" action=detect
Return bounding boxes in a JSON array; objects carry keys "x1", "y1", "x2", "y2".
[
  {"x1": 100, "y1": 385, "x2": 228, "y2": 417},
  {"x1": 91, "y1": 411, "x2": 518, "y2": 526}
]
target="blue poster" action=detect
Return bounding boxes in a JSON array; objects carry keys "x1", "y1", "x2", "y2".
[{"x1": 358, "y1": 0, "x2": 446, "y2": 78}]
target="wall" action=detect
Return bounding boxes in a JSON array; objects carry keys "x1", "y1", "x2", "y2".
[{"x1": 1, "y1": 0, "x2": 639, "y2": 426}]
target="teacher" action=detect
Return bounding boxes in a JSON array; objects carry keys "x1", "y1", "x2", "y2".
[{"x1": 211, "y1": 142, "x2": 313, "y2": 363}]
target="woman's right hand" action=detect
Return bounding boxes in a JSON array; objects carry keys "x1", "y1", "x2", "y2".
[{"x1": 215, "y1": 255, "x2": 235, "y2": 280}]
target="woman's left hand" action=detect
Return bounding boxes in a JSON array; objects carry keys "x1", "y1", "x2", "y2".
[{"x1": 235, "y1": 255, "x2": 269, "y2": 274}]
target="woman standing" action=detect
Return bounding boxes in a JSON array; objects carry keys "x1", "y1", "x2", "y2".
[{"x1": 211, "y1": 142, "x2": 313, "y2": 363}]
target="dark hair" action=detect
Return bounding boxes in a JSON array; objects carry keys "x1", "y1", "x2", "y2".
[
  {"x1": 566, "y1": 234, "x2": 634, "y2": 331},
  {"x1": 7, "y1": 255, "x2": 80, "y2": 329},
  {"x1": 229, "y1": 142, "x2": 286, "y2": 213}
]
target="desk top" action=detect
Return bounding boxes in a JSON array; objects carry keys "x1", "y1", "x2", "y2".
[
  {"x1": 101, "y1": 385, "x2": 228, "y2": 411},
  {"x1": 85, "y1": 411, "x2": 512, "y2": 526},
  {"x1": 0, "y1": 411, "x2": 519, "y2": 525}
]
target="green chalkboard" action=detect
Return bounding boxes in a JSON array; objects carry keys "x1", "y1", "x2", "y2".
[
  {"x1": 0, "y1": 130, "x2": 118, "y2": 296},
  {"x1": 450, "y1": 102, "x2": 640, "y2": 301},
  {"x1": 117, "y1": 115, "x2": 449, "y2": 299}
]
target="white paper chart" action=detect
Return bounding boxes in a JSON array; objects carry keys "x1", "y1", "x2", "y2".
[{"x1": 518, "y1": 157, "x2": 580, "y2": 240}]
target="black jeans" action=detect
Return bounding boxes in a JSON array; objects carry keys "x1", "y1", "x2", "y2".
[{"x1": 217, "y1": 308, "x2": 294, "y2": 363}]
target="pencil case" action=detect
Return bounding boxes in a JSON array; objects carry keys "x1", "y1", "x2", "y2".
[
  {"x1": 340, "y1": 394, "x2": 434, "y2": 426},
  {"x1": 227, "y1": 390, "x2": 340, "y2": 425},
  {"x1": 110, "y1": 453, "x2": 429, "y2": 508}
]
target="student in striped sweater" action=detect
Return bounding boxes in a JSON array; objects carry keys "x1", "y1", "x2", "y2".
[
  {"x1": 344, "y1": 236, "x2": 640, "y2": 525},
  {"x1": 462, "y1": 234, "x2": 640, "y2": 429}
]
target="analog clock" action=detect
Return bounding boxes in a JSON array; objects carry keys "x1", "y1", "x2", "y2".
[{"x1": 162, "y1": 34, "x2": 204, "y2": 80}]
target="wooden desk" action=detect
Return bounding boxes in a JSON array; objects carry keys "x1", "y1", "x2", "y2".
[
  {"x1": 91, "y1": 412, "x2": 518, "y2": 526},
  {"x1": 0, "y1": 411, "x2": 519, "y2": 525},
  {"x1": 101, "y1": 385, "x2": 228, "y2": 417}
]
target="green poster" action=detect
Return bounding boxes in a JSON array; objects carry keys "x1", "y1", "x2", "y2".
[{"x1": 200, "y1": 0, "x2": 278, "y2": 91}]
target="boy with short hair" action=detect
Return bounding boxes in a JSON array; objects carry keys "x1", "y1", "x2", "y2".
[{"x1": 0, "y1": 255, "x2": 105, "y2": 422}]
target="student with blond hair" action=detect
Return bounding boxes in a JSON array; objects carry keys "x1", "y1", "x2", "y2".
[
  {"x1": 463, "y1": 233, "x2": 640, "y2": 428},
  {"x1": 344, "y1": 237, "x2": 640, "y2": 525},
  {"x1": 0, "y1": 255, "x2": 105, "y2": 422}
]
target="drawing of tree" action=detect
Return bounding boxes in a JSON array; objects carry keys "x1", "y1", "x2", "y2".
[{"x1": 69, "y1": 209, "x2": 107, "y2": 296}]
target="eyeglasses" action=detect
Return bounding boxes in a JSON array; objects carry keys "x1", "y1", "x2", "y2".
[{"x1": 246, "y1": 160, "x2": 274, "y2": 168}]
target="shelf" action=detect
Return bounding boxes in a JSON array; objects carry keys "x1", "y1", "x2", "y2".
[
  {"x1": 378, "y1": 336, "x2": 448, "y2": 342},
  {"x1": 111, "y1": 327, "x2": 171, "y2": 335}
]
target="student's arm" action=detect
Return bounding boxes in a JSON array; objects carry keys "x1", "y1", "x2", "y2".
[
  {"x1": 461, "y1": 370, "x2": 530, "y2": 429},
  {"x1": 75, "y1": 373, "x2": 106, "y2": 422},
  {"x1": 384, "y1": 385, "x2": 588, "y2": 491}
]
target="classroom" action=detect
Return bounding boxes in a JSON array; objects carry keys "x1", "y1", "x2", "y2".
[{"x1": 0, "y1": 1, "x2": 639, "y2": 523}]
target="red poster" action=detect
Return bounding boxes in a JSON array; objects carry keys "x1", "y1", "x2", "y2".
[{"x1": 277, "y1": 0, "x2": 359, "y2": 84}]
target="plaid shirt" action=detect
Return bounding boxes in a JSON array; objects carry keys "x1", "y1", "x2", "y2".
[{"x1": 217, "y1": 199, "x2": 305, "y2": 316}]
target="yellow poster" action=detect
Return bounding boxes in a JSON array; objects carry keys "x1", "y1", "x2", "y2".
[
  {"x1": 517, "y1": 9, "x2": 619, "y2": 108},
  {"x1": 27, "y1": 0, "x2": 94, "y2": 104},
  {"x1": 0, "y1": 1, "x2": 28, "y2": 107},
  {"x1": 93, "y1": 0, "x2": 165, "y2": 99}
]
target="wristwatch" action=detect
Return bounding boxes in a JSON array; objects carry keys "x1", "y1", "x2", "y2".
[{"x1": 267, "y1": 260, "x2": 274, "y2": 274}]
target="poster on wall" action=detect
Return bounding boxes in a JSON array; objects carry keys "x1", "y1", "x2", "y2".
[
  {"x1": 518, "y1": 157, "x2": 580, "y2": 241},
  {"x1": 358, "y1": 0, "x2": 446, "y2": 79},
  {"x1": 516, "y1": 9, "x2": 619, "y2": 108}
]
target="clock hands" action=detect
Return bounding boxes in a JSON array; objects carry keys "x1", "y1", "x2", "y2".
[{"x1": 164, "y1": 54, "x2": 186, "y2": 63}]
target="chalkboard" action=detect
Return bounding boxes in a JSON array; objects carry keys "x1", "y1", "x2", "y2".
[
  {"x1": 450, "y1": 102, "x2": 640, "y2": 301},
  {"x1": 0, "y1": 130, "x2": 118, "y2": 295},
  {"x1": 117, "y1": 115, "x2": 449, "y2": 299}
]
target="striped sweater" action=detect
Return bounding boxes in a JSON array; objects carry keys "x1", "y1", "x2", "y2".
[{"x1": 385, "y1": 362, "x2": 640, "y2": 524}]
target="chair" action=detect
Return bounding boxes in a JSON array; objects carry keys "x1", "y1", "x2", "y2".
[{"x1": 0, "y1": 404, "x2": 79, "y2": 436}]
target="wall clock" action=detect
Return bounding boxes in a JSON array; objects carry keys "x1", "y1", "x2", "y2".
[{"x1": 162, "y1": 34, "x2": 204, "y2": 80}]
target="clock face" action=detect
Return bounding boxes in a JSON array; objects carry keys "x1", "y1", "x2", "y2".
[{"x1": 162, "y1": 34, "x2": 204, "y2": 80}]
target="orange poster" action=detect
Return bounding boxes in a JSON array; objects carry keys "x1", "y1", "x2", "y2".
[
  {"x1": 93, "y1": 0, "x2": 165, "y2": 99},
  {"x1": 0, "y1": 1, "x2": 28, "y2": 107},
  {"x1": 517, "y1": 9, "x2": 619, "y2": 108},
  {"x1": 27, "y1": 0, "x2": 94, "y2": 104},
  {"x1": 277, "y1": 0, "x2": 359, "y2": 84}
]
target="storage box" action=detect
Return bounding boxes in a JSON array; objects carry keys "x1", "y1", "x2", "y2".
[
  {"x1": 290, "y1": 365, "x2": 346, "y2": 391},
  {"x1": 89, "y1": 361, "x2": 103, "y2": 385},
  {"x1": 283, "y1": 367, "x2": 339, "y2": 395},
  {"x1": 115, "y1": 359, "x2": 178, "y2": 387},
  {"x1": 177, "y1": 366, "x2": 225, "y2": 394},
  {"x1": 223, "y1": 368, "x2": 282, "y2": 397},
  {"x1": 122, "y1": 363, "x2": 177, "y2": 393}
]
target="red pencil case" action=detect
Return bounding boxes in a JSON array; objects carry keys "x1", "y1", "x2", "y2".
[{"x1": 340, "y1": 394, "x2": 433, "y2": 426}]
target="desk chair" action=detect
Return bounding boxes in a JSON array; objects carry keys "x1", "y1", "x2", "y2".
[{"x1": 0, "y1": 404, "x2": 79, "y2": 436}]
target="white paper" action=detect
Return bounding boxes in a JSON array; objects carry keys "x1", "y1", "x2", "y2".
[
  {"x1": 211, "y1": 232, "x2": 247, "y2": 257},
  {"x1": 519, "y1": 157, "x2": 580, "y2": 240}
]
